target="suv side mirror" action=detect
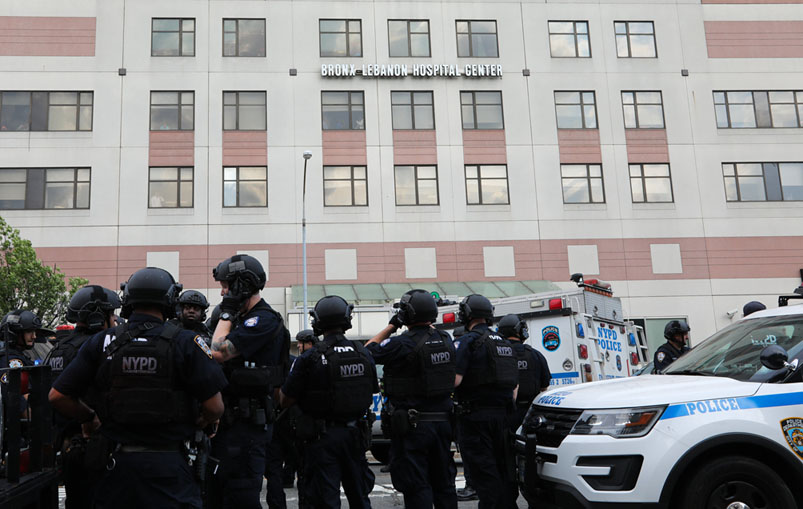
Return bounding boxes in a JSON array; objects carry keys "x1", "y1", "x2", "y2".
[{"x1": 761, "y1": 345, "x2": 790, "y2": 371}]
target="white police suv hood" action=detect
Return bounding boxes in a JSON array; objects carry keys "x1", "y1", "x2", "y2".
[{"x1": 536, "y1": 375, "x2": 760, "y2": 409}]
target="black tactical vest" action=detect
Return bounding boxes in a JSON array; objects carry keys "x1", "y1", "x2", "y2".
[
  {"x1": 45, "y1": 330, "x2": 93, "y2": 382},
  {"x1": 306, "y1": 336, "x2": 374, "y2": 421},
  {"x1": 515, "y1": 344, "x2": 539, "y2": 404},
  {"x1": 463, "y1": 329, "x2": 519, "y2": 391},
  {"x1": 95, "y1": 322, "x2": 194, "y2": 428},
  {"x1": 383, "y1": 328, "x2": 456, "y2": 401}
]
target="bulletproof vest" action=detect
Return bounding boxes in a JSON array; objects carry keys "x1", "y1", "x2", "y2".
[
  {"x1": 515, "y1": 343, "x2": 539, "y2": 404},
  {"x1": 95, "y1": 322, "x2": 194, "y2": 428},
  {"x1": 383, "y1": 328, "x2": 456, "y2": 401},
  {"x1": 462, "y1": 329, "x2": 519, "y2": 391},
  {"x1": 44, "y1": 330, "x2": 93, "y2": 382},
  {"x1": 306, "y1": 336, "x2": 374, "y2": 421}
]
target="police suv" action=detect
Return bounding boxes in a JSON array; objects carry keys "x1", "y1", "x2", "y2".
[{"x1": 516, "y1": 300, "x2": 803, "y2": 509}]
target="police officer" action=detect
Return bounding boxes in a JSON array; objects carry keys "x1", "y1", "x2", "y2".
[
  {"x1": 48, "y1": 267, "x2": 227, "y2": 509},
  {"x1": 453, "y1": 294, "x2": 519, "y2": 508},
  {"x1": 654, "y1": 320, "x2": 691, "y2": 372},
  {"x1": 497, "y1": 314, "x2": 551, "y2": 431},
  {"x1": 279, "y1": 295, "x2": 377, "y2": 508},
  {"x1": 172, "y1": 290, "x2": 213, "y2": 345},
  {"x1": 210, "y1": 254, "x2": 290, "y2": 509},
  {"x1": 1, "y1": 310, "x2": 48, "y2": 418},
  {"x1": 45, "y1": 285, "x2": 120, "y2": 509},
  {"x1": 450, "y1": 325, "x2": 478, "y2": 502},
  {"x1": 743, "y1": 301, "x2": 767, "y2": 317},
  {"x1": 366, "y1": 289, "x2": 458, "y2": 508}
]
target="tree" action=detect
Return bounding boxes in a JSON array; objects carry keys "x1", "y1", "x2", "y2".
[{"x1": 0, "y1": 216, "x2": 88, "y2": 327}]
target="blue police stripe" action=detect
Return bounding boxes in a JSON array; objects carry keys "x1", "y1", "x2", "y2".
[
  {"x1": 660, "y1": 391, "x2": 803, "y2": 420},
  {"x1": 551, "y1": 372, "x2": 579, "y2": 379}
]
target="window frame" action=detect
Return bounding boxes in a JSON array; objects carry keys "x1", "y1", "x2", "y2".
[
  {"x1": 321, "y1": 91, "x2": 366, "y2": 131},
  {"x1": 464, "y1": 164, "x2": 510, "y2": 205},
  {"x1": 455, "y1": 20, "x2": 499, "y2": 58},
  {"x1": 722, "y1": 162, "x2": 803, "y2": 202},
  {"x1": 614, "y1": 21, "x2": 657, "y2": 59},
  {"x1": 222, "y1": 91, "x2": 267, "y2": 131},
  {"x1": 0, "y1": 91, "x2": 93, "y2": 132},
  {"x1": 621, "y1": 90, "x2": 665, "y2": 129},
  {"x1": 390, "y1": 90, "x2": 435, "y2": 130},
  {"x1": 547, "y1": 20, "x2": 591, "y2": 58},
  {"x1": 714, "y1": 90, "x2": 803, "y2": 129},
  {"x1": 460, "y1": 90, "x2": 505, "y2": 130},
  {"x1": 388, "y1": 19, "x2": 432, "y2": 58},
  {"x1": 319, "y1": 19, "x2": 363, "y2": 58},
  {"x1": 222, "y1": 166, "x2": 268, "y2": 208},
  {"x1": 560, "y1": 164, "x2": 605, "y2": 204},
  {"x1": 149, "y1": 91, "x2": 195, "y2": 131},
  {"x1": 629, "y1": 163, "x2": 674, "y2": 203},
  {"x1": 222, "y1": 18, "x2": 266, "y2": 57},
  {"x1": 554, "y1": 90, "x2": 598, "y2": 129},
  {"x1": 151, "y1": 17, "x2": 195, "y2": 57},
  {"x1": 394, "y1": 165, "x2": 440, "y2": 206},
  {"x1": 148, "y1": 166, "x2": 194, "y2": 209},
  {"x1": 323, "y1": 165, "x2": 369, "y2": 207},
  {"x1": 0, "y1": 167, "x2": 91, "y2": 210}
]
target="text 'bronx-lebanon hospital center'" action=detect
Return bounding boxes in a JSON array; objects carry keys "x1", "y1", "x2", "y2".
[{"x1": 2, "y1": 0, "x2": 803, "y2": 350}]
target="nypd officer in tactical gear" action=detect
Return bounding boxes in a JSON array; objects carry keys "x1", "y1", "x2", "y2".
[
  {"x1": 45, "y1": 285, "x2": 120, "y2": 509},
  {"x1": 48, "y1": 267, "x2": 227, "y2": 509},
  {"x1": 453, "y1": 294, "x2": 519, "y2": 508},
  {"x1": 366, "y1": 289, "x2": 458, "y2": 508},
  {"x1": 654, "y1": 320, "x2": 691, "y2": 372},
  {"x1": 497, "y1": 314, "x2": 551, "y2": 430},
  {"x1": 279, "y1": 295, "x2": 377, "y2": 509},
  {"x1": 210, "y1": 254, "x2": 291, "y2": 509},
  {"x1": 172, "y1": 289, "x2": 213, "y2": 345},
  {"x1": 1, "y1": 310, "x2": 50, "y2": 418}
]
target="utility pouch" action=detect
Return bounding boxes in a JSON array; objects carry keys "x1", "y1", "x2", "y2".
[
  {"x1": 391, "y1": 409, "x2": 411, "y2": 437},
  {"x1": 229, "y1": 366, "x2": 274, "y2": 398},
  {"x1": 83, "y1": 433, "x2": 113, "y2": 471}
]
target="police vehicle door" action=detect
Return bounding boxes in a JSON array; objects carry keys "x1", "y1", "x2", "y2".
[
  {"x1": 586, "y1": 317, "x2": 628, "y2": 380},
  {"x1": 523, "y1": 315, "x2": 581, "y2": 388}
]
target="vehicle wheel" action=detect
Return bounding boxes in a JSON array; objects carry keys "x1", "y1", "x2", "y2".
[
  {"x1": 370, "y1": 444, "x2": 390, "y2": 464},
  {"x1": 678, "y1": 456, "x2": 795, "y2": 509}
]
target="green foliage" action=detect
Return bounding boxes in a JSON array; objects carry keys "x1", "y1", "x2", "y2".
[{"x1": 0, "y1": 216, "x2": 88, "y2": 327}]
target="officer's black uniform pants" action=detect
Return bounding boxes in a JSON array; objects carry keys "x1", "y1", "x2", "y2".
[
  {"x1": 457, "y1": 412, "x2": 518, "y2": 509},
  {"x1": 301, "y1": 424, "x2": 375, "y2": 508},
  {"x1": 389, "y1": 420, "x2": 457, "y2": 509},
  {"x1": 93, "y1": 451, "x2": 200, "y2": 509},
  {"x1": 264, "y1": 434, "x2": 287, "y2": 509},
  {"x1": 210, "y1": 420, "x2": 271, "y2": 509}
]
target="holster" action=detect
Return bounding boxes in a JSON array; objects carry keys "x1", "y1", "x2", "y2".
[
  {"x1": 83, "y1": 433, "x2": 113, "y2": 471},
  {"x1": 454, "y1": 402, "x2": 472, "y2": 417},
  {"x1": 357, "y1": 413, "x2": 375, "y2": 451},
  {"x1": 391, "y1": 409, "x2": 412, "y2": 437},
  {"x1": 380, "y1": 408, "x2": 393, "y2": 439},
  {"x1": 295, "y1": 413, "x2": 327, "y2": 441}
]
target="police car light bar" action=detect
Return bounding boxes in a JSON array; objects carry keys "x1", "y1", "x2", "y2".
[{"x1": 443, "y1": 312, "x2": 456, "y2": 323}]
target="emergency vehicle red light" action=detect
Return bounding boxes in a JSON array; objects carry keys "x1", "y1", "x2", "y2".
[
  {"x1": 443, "y1": 312, "x2": 456, "y2": 323},
  {"x1": 56, "y1": 324, "x2": 74, "y2": 331},
  {"x1": 631, "y1": 353, "x2": 639, "y2": 365},
  {"x1": 549, "y1": 298, "x2": 562, "y2": 310},
  {"x1": 578, "y1": 345, "x2": 588, "y2": 359}
]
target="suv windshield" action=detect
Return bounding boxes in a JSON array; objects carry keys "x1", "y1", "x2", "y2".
[{"x1": 664, "y1": 313, "x2": 803, "y2": 382}]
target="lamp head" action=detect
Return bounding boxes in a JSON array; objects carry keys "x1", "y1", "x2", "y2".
[{"x1": 303, "y1": 151, "x2": 313, "y2": 160}]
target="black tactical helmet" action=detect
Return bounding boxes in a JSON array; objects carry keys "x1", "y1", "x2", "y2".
[
  {"x1": 66, "y1": 285, "x2": 121, "y2": 331},
  {"x1": 664, "y1": 320, "x2": 690, "y2": 341},
  {"x1": 1, "y1": 310, "x2": 45, "y2": 349},
  {"x1": 119, "y1": 267, "x2": 183, "y2": 319},
  {"x1": 310, "y1": 295, "x2": 354, "y2": 335},
  {"x1": 497, "y1": 313, "x2": 529, "y2": 340},
  {"x1": 296, "y1": 329, "x2": 318, "y2": 344},
  {"x1": 178, "y1": 290, "x2": 209, "y2": 321},
  {"x1": 397, "y1": 289, "x2": 438, "y2": 325},
  {"x1": 452, "y1": 326, "x2": 466, "y2": 339},
  {"x1": 212, "y1": 254, "x2": 266, "y2": 298},
  {"x1": 457, "y1": 294, "x2": 494, "y2": 324}
]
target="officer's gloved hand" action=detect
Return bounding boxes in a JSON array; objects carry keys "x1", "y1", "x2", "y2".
[
  {"x1": 389, "y1": 314, "x2": 404, "y2": 330},
  {"x1": 220, "y1": 294, "x2": 242, "y2": 316}
]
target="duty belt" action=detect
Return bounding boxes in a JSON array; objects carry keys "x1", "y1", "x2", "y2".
[
  {"x1": 408, "y1": 410, "x2": 451, "y2": 423},
  {"x1": 325, "y1": 419, "x2": 358, "y2": 428},
  {"x1": 117, "y1": 444, "x2": 183, "y2": 454}
]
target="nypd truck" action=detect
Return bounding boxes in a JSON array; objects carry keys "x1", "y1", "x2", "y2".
[{"x1": 516, "y1": 300, "x2": 803, "y2": 509}]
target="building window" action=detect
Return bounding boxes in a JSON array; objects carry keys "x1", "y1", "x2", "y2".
[
  {"x1": 394, "y1": 165, "x2": 439, "y2": 205},
  {"x1": 0, "y1": 168, "x2": 90, "y2": 210},
  {"x1": 150, "y1": 92, "x2": 194, "y2": 131},
  {"x1": 223, "y1": 19, "x2": 266, "y2": 57},
  {"x1": 555, "y1": 91, "x2": 597, "y2": 129},
  {"x1": 561, "y1": 164, "x2": 604, "y2": 203},
  {"x1": 388, "y1": 20, "x2": 431, "y2": 57},
  {"x1": 319, "y1": 19, "x2": 362, "y2": 57},
  {"x1": 321, "y1": 91, "x2": 365, "y2": 130},
  {"x1": 456, "y1": 20, "x2": 498, "y2": 58},
  {"x1": 614, "y1": 21, "x2": 656, "y2": 58},
  {"x1": 223, "y1": 166, "x2": 267, "y2": 207},
  {"x1": 723, "y1": 162, "x2": 803, "y2": 202},
  {"x1": 223, "y1": 92, "x2": 266, "y2": 131},
  {"x1": 465, "y1": 165, "x2": 509, "y2": 204},
  {"x1": 391, "y1": 91, "x2": 434, "y2": 130},
  {"x1": 460, "y1": 91, "x2": 504, "y2": 130},
  {"x1": 151, "y1": 18, "x2": 195, "y2": 57},
  {"x1": 629, "y1": 164, "x2": 673, "y2": 203},
  {"x1": 148, "y1": 167, "x2": 193, "y2": 208},
  {"x1": 714, "y1": 91, "x2": 803, "y2": 129},
  {"x1": 0, "y1": 91, "x2": 93, "y2": 131},
  {"x1": 622, "y1": 91, "x2": 664, "y2": 129},
  {"x1": 323, "y1": 166, "x2": 368, "y2": 206},
  {"x1": 548, "y1": 21, "x2": 590, "y2": 58}
]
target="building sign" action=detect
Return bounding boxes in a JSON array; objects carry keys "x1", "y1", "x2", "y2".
[{"x1": 321, "y1": 63, "x2": 503, "y2": 79}]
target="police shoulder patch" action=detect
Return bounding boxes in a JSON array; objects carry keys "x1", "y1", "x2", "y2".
[
  {"x1": 380, "y1": 338, "x2": 392, "y2": 347},
  {"x1": 1, "y1": 373, "x2": 7, "y2": 384},
  {"x1": 244, "y1": 317, "x2": 259, "y2": 328},
  {"x1": 9, "y1": 359, "x2": 23, "y2": 368},
  {"x1": 194, "y1": 335, "x2": 213, "y2": 359},
  {"x1": 656, "y1": 352, "x2": 665, "y2": 362},
  {"x1": 454, "y1": 341, "x2": 461, "y2": 349}
]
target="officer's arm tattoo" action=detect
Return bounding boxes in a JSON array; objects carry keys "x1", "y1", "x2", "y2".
[{"x1": 211, "y1": 338, "x2": 240, "y2": 362}]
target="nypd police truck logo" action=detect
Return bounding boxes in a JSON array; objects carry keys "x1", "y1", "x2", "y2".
[
  {"x1": 542, "y1": 326, "x2": 560, "y2": 351},
  {"x1": 781, "y1": 417, "x2": 803, "y2": 459}
]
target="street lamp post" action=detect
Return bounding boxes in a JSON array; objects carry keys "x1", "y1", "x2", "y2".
[{"x1": 302, "y1": 151, "x2": 313, "y2": 329}]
